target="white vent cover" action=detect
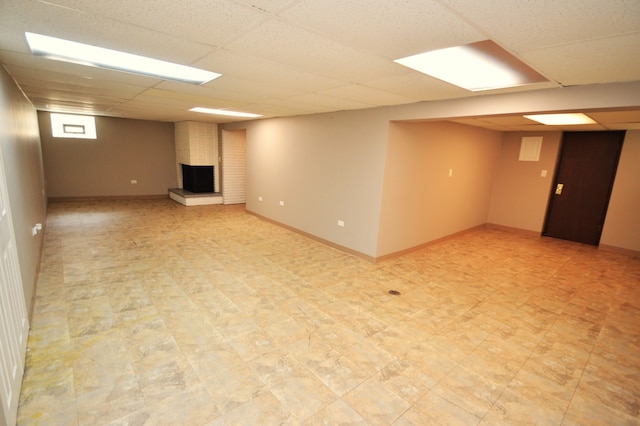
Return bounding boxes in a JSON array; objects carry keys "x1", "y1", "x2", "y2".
[{"x1": 519, "y1": 136, "x2": 543, "y2": 161}]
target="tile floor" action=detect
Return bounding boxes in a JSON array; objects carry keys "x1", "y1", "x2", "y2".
[{"x1": 17, "y1": 199, "x2": 640, "y2": 425}]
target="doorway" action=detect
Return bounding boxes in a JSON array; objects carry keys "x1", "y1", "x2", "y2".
[{"x1": 543, "y1": 131, "x2": 625, "y2": 245}]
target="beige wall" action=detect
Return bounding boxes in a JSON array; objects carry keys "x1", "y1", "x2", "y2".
[
  {"x1": 601, "y1": 130, "x2": 640, "y2": 252},
  {"x1": 488, "y1": 132, "x2": 562, "y2": 232},
  {"x1": 39, "y1": 113, "x2": 177, "y2": 198},
  {"x1": 0, "y1": 66, "x2": 47, "y2": 311},
  {"x1": 488, "y1": 130, "x2": 640, "y2": 253},
  {"x1": 222, "y1": 83, "x2": 640, "y2": 259},
  {"x1": 377, "y1": 121, "x2": 502, "y2": 256},
  {"x1": 225, "y1": 110, "x2": 391, "y2": 258}
]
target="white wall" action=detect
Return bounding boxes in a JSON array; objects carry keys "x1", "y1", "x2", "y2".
[{"x1": 0, "y1": 66, "x2": 47, "y2": 312}]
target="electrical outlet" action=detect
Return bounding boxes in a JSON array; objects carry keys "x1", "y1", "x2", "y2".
[
  {"x1": 279, "y1": 200, "x2": 285, "y2": 207},
  {"x1": 131, "y1": 179, "x2": 138, "y2": 184},
  {"x1": 258, "y1": 196, "x2": 263, "y2": 202},
  {"x1": 337, "y1": 220, "x2": 345, "y2": 227}
]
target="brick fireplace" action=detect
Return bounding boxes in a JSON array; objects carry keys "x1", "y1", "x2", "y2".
[{"x1": 170, "y1": 121, "x2": 223, "y2": 205}]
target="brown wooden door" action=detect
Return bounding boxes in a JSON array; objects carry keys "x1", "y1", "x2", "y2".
[{"x1": 542, "y1": 131, "x2": 624, "y2": 245}]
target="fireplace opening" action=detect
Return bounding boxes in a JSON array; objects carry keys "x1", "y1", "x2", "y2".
[{"x1": 182, "y1": 164, "x2": 214, "y2": 193}]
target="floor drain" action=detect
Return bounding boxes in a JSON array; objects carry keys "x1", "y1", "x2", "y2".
[{"x1": 388, "y1": 290, "x2": 401, "y2": 296}]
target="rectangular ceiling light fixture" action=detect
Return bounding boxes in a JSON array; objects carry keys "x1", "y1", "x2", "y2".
[
  {"x1": 190, "y1": 107, "x2": 261, "y2": 118},
  {"x1": 394, "y1": 40, "x2": 548, "y2": 91},
  {"x1": 25, "y1": 32, "x2": 221, "y2": 85},
  {"x1": 523, "y1": 113, "x2": 596, "y2": 125}
]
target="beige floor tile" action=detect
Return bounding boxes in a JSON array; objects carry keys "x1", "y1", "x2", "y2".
[
  {"x1": 75, "y1": 374, "x2": 146, "y2": 425},
  {"x1": 302, "y1": 398, "x2": 368, "y2": 425},
  {"x1": 292, "y1": 342, "x2": 370, "y2": 397},
  {"x1": 268, "y1": 366, "x2": 337, "y2": 422},
  {"x1": 459, "y1": 337, "x2": 529, "y2": 386},
  {"x1": 562, "y1": 390, "x2": 639, "y2": 426},
  {"x1": 17, "y1": 365, "x2": 76, "y2": 425},
  {"x1": 210, "y1": 389, "x2": 292, "y2": 425},
  {"x1": 143, "y1": 384, "x2": 220, "y2": 426},
  {"x1": 15, "y1": 199, "x2": 640, "y2": 425},
  {"x1": 493, "y1": 367, "x2": 577, "y2": 420},
  {"x1": 403, "y1": 391, "x2": 482, "y2": 425},
  {"x1": 402, "y1": 340, "x2": 458, "y2": 388},
  {"x1": 343, "y1": 376, "x2": 411, "y2": 424},
  {"x1": 189, "y1": 344, "x2": 265, "y2": 413},
  {"x1": 431, "y1": 365, "x2": 505, "y2": 417},
  {"x1": 376, "y1": 359, "x2": 431, "y2": 403}
]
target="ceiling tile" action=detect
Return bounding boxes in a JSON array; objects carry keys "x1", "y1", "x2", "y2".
[
  {"x1": 363, "y1": 72, "x2": 471, "y2": 102},
  {"x1": 317, "y1": 84, "x2": 416, "y2": 107},
  {"x1": 279, "y1": 0, "x2": 484, "y2": 58},
  {"x1": 245, "y1": 98, "x2": 338, "y2": 116},
  {"x1": 440, "y1": 0, "x2": 640, "y2": 51},
  {"x1": 198, "y1": 76, "x2": 302, "y2": 103},
  {"x1": 481, "y1": 116, "x2": 542, "y2": 126},
  {"x1": 33, "y1": 0, "x2": 269, "y2": 46},
  {"x1": 194, "y1": 49, "x2": 344, "y2": 92},
  {"x1": 0, "y1": 0, "x2": 215, "y2": 64},
  {"x1": 225, "y1": 18, "x2": 406, "y2": 82},
  {"x1": 232, "y1": 0, "x2": 299, "y2": 14},
  {"x1": 0, "y1": 0, "x2": 638, "y2": 124},
  {"x1": 136, "y1": 87, "x2": 241, "y2": 109},
  {"x1": 521, "y1": 34, "x2": 640, "y2": 85},
  {"x1": 588, "y1": 110, "x2": 640, "y2": 123},
  {"x1": 285, "y1": 93, "x2": 373, "y2": 111},
  {"x1": 606, "y1": 122, "x2": 640, "y2": 130}
]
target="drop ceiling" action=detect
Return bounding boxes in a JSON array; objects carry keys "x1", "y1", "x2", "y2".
[{"x1": 1, "y1": 0, "x2": 639, "y2": 130}]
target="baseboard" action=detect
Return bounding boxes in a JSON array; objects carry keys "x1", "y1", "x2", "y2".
[
  {"x1": 598, "y1": 244, "x2": 640, "y2": 258},
  {"x1": 486, "y1": 223, "x2": 639, "y2": 258},
  {"x1": 485, "y1": 223, "x2": 541, "y2": 237},
  {"x1": 247, "y1": 212, "x2": 492, "y2": 264},
  {"x1": 246, "y1": 211, "x2": 376, "y2": 263},
  {"x1": 374, "y1": 224, "x2": 487, "y2": 263},
  {"x1": 48, "y1": 194, "x2": 168, "y2": 202}
]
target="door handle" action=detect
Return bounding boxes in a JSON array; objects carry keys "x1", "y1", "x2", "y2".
[{"x1": 555, "y1": 183, "x2": 564, "y2": 195}]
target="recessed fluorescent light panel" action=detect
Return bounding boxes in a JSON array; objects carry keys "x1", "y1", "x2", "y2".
[
  {"x1": 523, "y1": 113, "x2": 596, "y2": 125},
  {"x1": 394, "y1": 40, "x2": 548, "y2": 91},
  {"x1": 189, "y1": 107, "x2": 261, "y2": 118},
  {"x1": 25, "y1": 32, "x2": 220, "y2": 85}
]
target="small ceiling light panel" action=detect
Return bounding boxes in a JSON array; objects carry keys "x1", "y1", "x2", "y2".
[
  {"x1": 25, "y1": 32, "x2": 220, "y2": 85},
  {"x1": 190, "y1": 107, "x2": 261, "y2": 118},
  {"x1": 395, "y1": 40, "x2": 548, "y2": 91},
  {"x1": 523, "y1": 113, "x2": 596, "y2": 125}
]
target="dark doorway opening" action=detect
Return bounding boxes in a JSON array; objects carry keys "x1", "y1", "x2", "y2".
[
  {"x1": 182, "y1": 164, "x2": 214, "y2": 193},
  {"x1": 542, "y1": 131, "x2": 625, "y2": 245}
]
